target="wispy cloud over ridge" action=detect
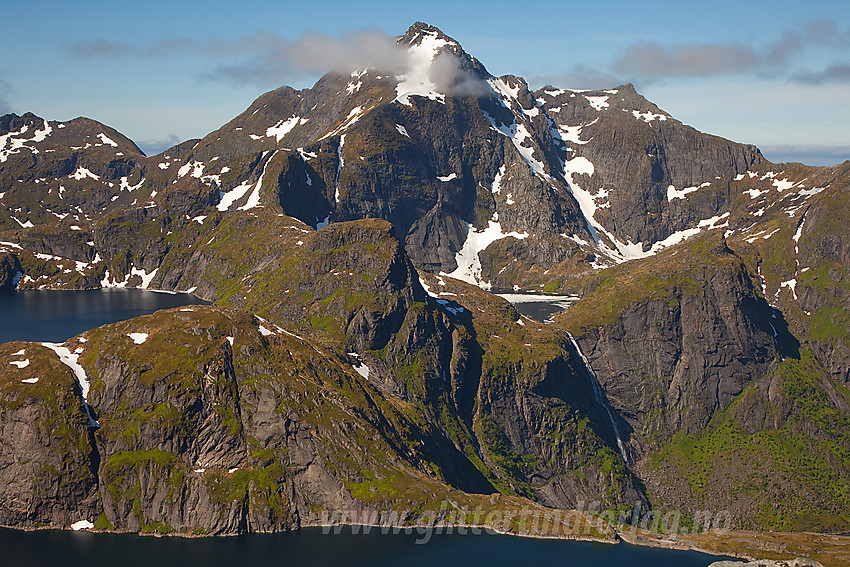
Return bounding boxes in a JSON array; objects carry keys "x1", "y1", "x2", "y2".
[
  {"x1": 68, "y1": 29, "x2": 408, "y2": 87},
  {"x1": 65, "y1": 20, "x2": 850, "y2": 91},
  {"x1": 529, "y1": 65, "x2": 625, "y2": 90},
  {"x1": 0, "y1": 73, "x2": 11, "y2": 115},
  {"x1": 612, "y1": 19, "x2": 850, "y2": 82},
  {"x1": 68, "y1": 27, "x2": 492, "y2": 97},
  {"x1": 613, "y1": 42, "x2": 758, "y2": 79},
  {"x1": 792, "y1": 62, "x2": 850, "y2": 84}
]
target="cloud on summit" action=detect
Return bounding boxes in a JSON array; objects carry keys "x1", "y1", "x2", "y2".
[{"x1": 68, "y1": 28, "x2": 494, "y2": 98}]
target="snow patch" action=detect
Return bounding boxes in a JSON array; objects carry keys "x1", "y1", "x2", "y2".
[
  {"x1": 346, "y1": 80, "x2": 362, "y2": 94},
  {"x1": 334, "y1": 135, "x2": 346, "y2": 203},
  {"x1": 0, "y1": 120, "x2": 52, "y2": 163},
  {"x1": 9, "y1": 359, "x2": 30, "y2": 368},
  {"x1": 266, "y1": 116, "x2": 306, "y2": 143},
  {"x1": 442, "y1": 220, "x2": 529, "y2": 289},
  {"x1": 483, "y1": 101, "x2": 549, "y2": 180},
  {"x1": 667, "y1": 182, "x2": 708, "y2": 201},
  {"x1": 217, "y1": 178, "x2": 255, "y2": 212},
  {"x1": 395, "y1": 124, "x2": 410, "y2": 138},
  {"x1": 239, "y1": 150, "x2": 279, "y2": 211},
  {"x1": 556, "y1": 120, "x2": 595, "y2": 145},
  {"x1": 119, "y1": 176, "x2": 144, "y2": 192},
  {"x1": 631, "y1": 110, "x2": 668, "y2": 122},
  {"x1": 585, "y1": 95, "x2": 609, "y2": 111},
  {"x1": 70, "y1": 167, "x2": 100, "y2": 181},
  {"x1": 258, "y1": 325, "x2": 274, "y2": 337},
  {"x1": 131, "y1": 266, "x2": 158, "y2": 289},
  {"x1": 297, "y1": 148, "x2": 316, "y2": 161},
  {"x1": 348, "y1": 353, "x2": 371, "y2": 379},
  {"x1": 793, "y1": 219, "x2": 805, "y2": 243},
  {"x1": 395, "y1": 29, "x2": 450, "y2": 106},
  {"x1": 127, "y1": 332, "x2": 149, "y2": 344},
  {"x1": 781, "y1": 279, "x2": 798, "y2": 300},
  {"x1": 495, "y1": 293, "x2": 580, "y2": 306},
  {"x1": 491, "y1": 164, "x2": 505, "y2": 195},
  {"x1": 772, "y1": 178, "x2": 794, "y2": 191},
  {"x1": 97, "y1": 133, "x2": 118, "y2": 147},
  {"x1": 178, "y1": 160, "x2": 205, "y2": 179},
  {"x1": 320, "y1": 106, "x2": 368, "y2": 140},
  {"x1": 437, "y1": 173, "x2": 457, "y2": 182},
  {"x1": 71, "y1": 520, "x2": 94, "y2": 531},
  {"x1": 40, "y1": 342, "x2": 98, "y2": 427},
  {"x1": 798, "y1": 186, "x2": 826, "y2": 198},
  {"x1": 12, "y1": 217, "x2": 34, "y2": 228}
]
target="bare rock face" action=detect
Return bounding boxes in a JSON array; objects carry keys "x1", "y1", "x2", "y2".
[
  {"x1": 557, "y1": 234, "x2": 784, "y2": 458},
  {"x1": 0, "y1": 251, "x2": 21, "y2": 290},
  {"x1": 0, "y1": 342, "x2": 100, "y2": 528},
  {"x1": 537, "y1": 83, "x2": 764, "y2": 247}
]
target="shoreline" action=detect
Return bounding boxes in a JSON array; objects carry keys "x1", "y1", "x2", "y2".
[{"x1": 2, "y1": 517, "x2": 840, "y2": 564}]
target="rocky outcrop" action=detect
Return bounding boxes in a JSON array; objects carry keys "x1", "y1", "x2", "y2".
[
  {"x1": 538, "y1": 83, "x2": 765, "y2": 247},
  {"x1": 0, "y1": 251, "x2": 21, "y2": 290},
  {"x1": 0, "y1": 113, "x2": 145, "y2": 231},
  {"x1": 0, "y1": 342, "x2": 100, "y2": 528},
  {"x1": 418, "y1": 274, "x2": 647, "y2": 510},
  {"x1": 558, "y1": 234, "x2": 782, "y2": 456},
  {"x1": 709, "y1": 559, "x2": 823, "y2": 567}
]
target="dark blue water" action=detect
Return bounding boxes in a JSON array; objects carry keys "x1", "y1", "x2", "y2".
[
  {"x1": 0, "y1": 289, "x2": 208, "y2": 343},
  {"x1": 0, "y1": 527, "x2": 731, "y2": 567},
  {"x1": 513, "y1": 301, "x2": 566, "y2": 323}
]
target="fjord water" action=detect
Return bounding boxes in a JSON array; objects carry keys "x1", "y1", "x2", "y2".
[
  {"x1": 0, "y1": 289, "x2": 208, "y2": 343},
  {"x1": 0, "y1": 527, "x2": 731, "y2": 567}
]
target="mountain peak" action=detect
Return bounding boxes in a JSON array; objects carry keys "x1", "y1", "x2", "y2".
[{"x1": 399, "y1": 22, "x2": 458, "y2": 47}]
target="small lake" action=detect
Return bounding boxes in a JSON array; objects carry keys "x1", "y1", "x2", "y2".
[
  {"x1": 494, "y1": 293, "x2": 580, "y2": 323},
  {"x1": 0, "y1": 288, "x2": 208, "y2": 344},
  {"x1": 0, "y1": 527, "x2": 733, "y2": 567}
]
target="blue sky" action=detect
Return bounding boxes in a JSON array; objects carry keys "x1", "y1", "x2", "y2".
[{"x1": 2, "y1": 0, "x2": 848, "y2": 164}]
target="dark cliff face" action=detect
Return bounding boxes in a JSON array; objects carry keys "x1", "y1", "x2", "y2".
[
  {"x1": 0, "y1": 342, "x2": 100, "y2": 527},
  {"x1": 536, "y1": 83, "x2": 764, "y2": 248},
  {"x1": 557, "y1": 234, "x2": 782, "y2": 456},
  {"x1": 0, "y1": 305, "x2": 498, "y2": 534},
  {"x1": 0, "y1": 251, "x2": 21, "y2": 290},
  {"x1": 416, "y1": 274, "x2": 647, "y2": 509}
]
